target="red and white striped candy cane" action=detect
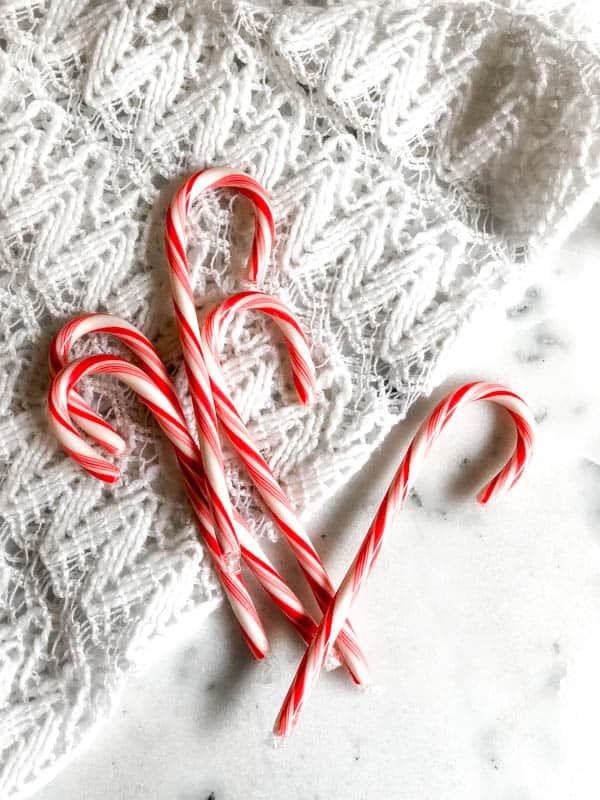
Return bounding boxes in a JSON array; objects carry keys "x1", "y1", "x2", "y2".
[
  {"x1": 48, "y1": 353, "x2": 270, "y2": 657},
  {"x1": 164, "y1": 169, "x2": 274, "y2": 565},
  {"x1": 49, "y1": 320, "x2": 333, "y2": 659},
  {"x1": 201, "y1": 291, "x2": 369, "y2": 685},
  {"x1": 274, "y1": 382, "x2": 536, "y2": 736}
]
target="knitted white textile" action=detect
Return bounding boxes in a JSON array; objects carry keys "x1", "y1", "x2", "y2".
[{"x1": 1, "y1": 1, "x2": 599, "y2": 796}]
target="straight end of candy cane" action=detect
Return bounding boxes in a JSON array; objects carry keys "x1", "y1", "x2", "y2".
[
  {"x1": 245, "y1": 259, "x2": 268, "y2": 286},
  {"x1": 237, "y1": 614, "x2": 270, "y2": 660},
  {"x1": 476, "y1": 477, "x2": 517, "y2": 506},
  {"x1": 101, "y1": 470, "x2": 121, "y2": 485},
  {"x1": 72, "y1": 450, "x2": 121, "y2": 484},
  {"x1": 266, "y1": 731, "x2": 286, "y2": 749},
  {"x1": 247, "y1": 206, "x2": 274, "y2": 284},
  {"x1": 272, "y1": 712, "x2": 288, "y2": 739},
  {"x1": 476, "y1": 456, "x2": 530, "y2": 506},
  {"x1": 245, "y1": 264, "x2": 260, "y2": 284},
  {"x1": 248, "y1": 637, "x2": 271, "y2": 660},
  {"x1": 292, "y1": 372, "x2": 317, "y2": 406},
  {"x1": 76, "y1": 416, "x2": 127, "y2": 457},
  {"x1": 476, "y1": 482, "x2": 496, "y2": 506},
  {"x1": 273, "y1": 702, "x2": 298, "y2": 739},
  {"x1": 102, "y1": 440, "x2": 127, "y2": 458},
  {"x1": 296, "y1": 384, "x2": 316, "y2": 407},
  {"x1": 47, "y1": 403, "x2": 122, "y2": 485}
]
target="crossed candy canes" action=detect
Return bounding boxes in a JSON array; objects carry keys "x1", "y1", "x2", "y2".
[{"x1": 47, "y1": 170, "x2": 535, "y2": 737}]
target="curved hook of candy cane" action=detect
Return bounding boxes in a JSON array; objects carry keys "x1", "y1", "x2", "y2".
[
  {"x1": 49, "y1": 313, "x2": 180, "y2": 457},
  {"x1": 47, "y1": 353, "x2": 270, "y2": 659},
  {"x1": 202, "y1": 290, "x2": 317, "y2": 405},
  {"x1": 274, "y1": 382, "x2": 536, "y2": 737},
  {"x1": 201, "y1": 291, "x2": 370, "y2": 686},
  {"x1": 48, "y1": 354, "x2": 203, "y2": 484},
  {"x1": 166, "y1": 168, "x2": 274, "y2": 284}
]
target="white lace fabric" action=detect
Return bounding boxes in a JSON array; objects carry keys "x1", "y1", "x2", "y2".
[{"x1": 0, "y1": 1, "x2": 598, "y2": 796}]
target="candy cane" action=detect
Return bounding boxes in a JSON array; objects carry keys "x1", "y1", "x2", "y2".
[
  {"x1": 164, "y1": 170, "x2": 274, "y2": 565},
  {"x1": 201, "y1": 291, "x2": 369, "y2": 685},
  {"x1": 49, "y1": 323, "x2": 333, "y2": 659},
  {"x1": 274, "y1": 382, "x2": 536, "y2": 736},
  {"x1": 48, "y1": 353, "x2": 269, "y2": 657}
]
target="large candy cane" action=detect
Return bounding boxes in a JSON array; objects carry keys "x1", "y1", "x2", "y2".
[
  {"x1": 48, "y1": 353, "x2": 270, "y2": 658},
  {"x1": 274, "y1": 382, "x2": 536, "y2": 736},
  {"x1": 164, "y1": 169, "x2": 274, "y2": 565},
  {"x1": 201, "y1": 291, "x2": 369, "y2": 685},
  {"x1": 49, "y1": 322, "x2": 332, "y2": 659}
]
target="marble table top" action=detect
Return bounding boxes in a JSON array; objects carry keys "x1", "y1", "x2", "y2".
[{"x1": 33, "y1": 206, "x2": 600, "y2": 800}]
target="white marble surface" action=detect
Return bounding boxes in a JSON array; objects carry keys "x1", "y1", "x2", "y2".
[{"x1": 33, "y1": 207, "x2": 600, "y2": 800}]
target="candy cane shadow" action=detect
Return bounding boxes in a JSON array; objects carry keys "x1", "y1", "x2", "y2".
[
  {"x1": 199, "y1": 600, "x2": 264, "y2": 722},
  {"x1": 195, "y1": 562, "x2": 310, "y2": 727}
]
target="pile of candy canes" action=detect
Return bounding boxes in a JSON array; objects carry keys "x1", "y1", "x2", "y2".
[{"x1": 47, "y1": 168, "x2": 536, "y2": 738}]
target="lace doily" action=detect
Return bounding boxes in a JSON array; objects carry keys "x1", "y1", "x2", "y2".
[{"x1": 1, "y1": 2, "x2": 598, "y2": 796}]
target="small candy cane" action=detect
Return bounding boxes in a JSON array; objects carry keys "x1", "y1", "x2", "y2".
[
  {"x1": 274, "y1": 382, "x2": 536, "y2": 736},
  {"x1": 49, "y1": 313, "x2": 175, "y2": 455},
  {"x1": 48, "y1": 353, "x2": 270, "y2": 658},
  {"x1": 49, "y1": 318, "x2": 334, "y2": 659},
  {"x1": 164, "y1": 169, "x2": 274, "y2": 565},
  {"x1": 201, "y1": 291, "x2": 369, "y2": 685}
]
